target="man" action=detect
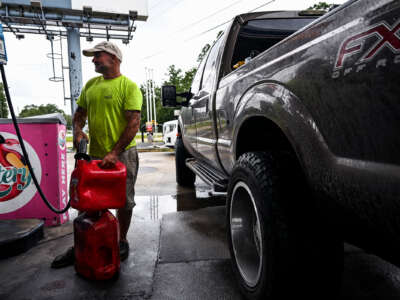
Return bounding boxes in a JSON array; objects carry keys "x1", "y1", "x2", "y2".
[{"x1": 51, "y1": 41, "x2": 142, "y2": 268}]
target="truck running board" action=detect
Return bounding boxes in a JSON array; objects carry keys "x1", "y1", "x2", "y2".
[{"x1": 186, "y1": 158, "x2": 228, "y2": 193}]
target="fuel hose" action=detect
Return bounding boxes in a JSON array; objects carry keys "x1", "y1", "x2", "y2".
[{"x1": 0, "y1": 64, "x2": 70, "y2": 214}]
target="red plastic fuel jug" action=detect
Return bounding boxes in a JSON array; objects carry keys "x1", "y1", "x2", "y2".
[
  {"x1": 69, "y1": 149, "x2": 127, "y2": 280},
  {"x1": 70, "y1": 159, "x2": 127, "y2": 211},
  {"x1": 73, "y1": 210, "x2": 120, "y2": 280}
]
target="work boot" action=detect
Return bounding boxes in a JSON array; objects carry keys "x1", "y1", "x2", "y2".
[
  {"x1": 119, "y1": 241, "x2": 129, "y2": 261},
  {"x1": 51, "y1": 246, "x2": 74, "y2": 268}
]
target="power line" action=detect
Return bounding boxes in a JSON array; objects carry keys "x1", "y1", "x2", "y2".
[
  {"x1": 142, "y1": 50, "x2": 166, "y2": 60},
  {"x1": 248, "y1": 0, "x2": 276, "y2": 12},
  {"x1": 150, "y1": 0, "x2": 163, "y2": 9},
  {"x1": 150, "y1": 0, "x2": 185, "y2": 19},
  {"x1": 184, "y1": 20, "x2": 231, "y2": 42},
  {"x1": 175, "y1": 0, "x2": 245, "y2": 34},
  {"x1": 185, "y1": 0, "x2": 275, "y2": 42},
  {"x1": 142, "y1": 0, "x2": 276, "y2": 60}
]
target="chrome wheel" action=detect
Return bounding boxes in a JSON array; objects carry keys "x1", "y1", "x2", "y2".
[{"x1": 230, "y1": 181, "x2": 263, "y2": 288}]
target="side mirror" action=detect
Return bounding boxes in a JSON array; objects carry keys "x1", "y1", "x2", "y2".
[{"x1": 162, "y1": 85, "x2": 177, "y2": 107}]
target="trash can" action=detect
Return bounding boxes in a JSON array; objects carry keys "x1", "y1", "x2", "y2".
[{"x1": 0, "y1": 113, "x2": 69, "y2": 226}]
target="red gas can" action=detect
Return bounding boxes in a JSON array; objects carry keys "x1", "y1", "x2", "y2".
[
  {"x1": 70, "y1": 159, "x2": 127, "y2": 211},
  {"x1": 73, "y1": 210, "x2": 120, "y2": 280}
]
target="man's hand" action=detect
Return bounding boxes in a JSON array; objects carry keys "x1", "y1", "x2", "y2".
[
  {"x1": 73, "y1": 106, "x2": 88, "y2": 149},
  {"x1": 73, "y1": 130, "x2": 89, "y2": 150},
  {"x1": 100, "y1": 151, "x2": 119, "y2": 168},
  {"x1": 99, "y1": 110, "x2": 140, "y2": 168}
]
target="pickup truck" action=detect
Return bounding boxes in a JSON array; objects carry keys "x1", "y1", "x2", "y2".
[{"x1": 162, "y1": 0, "x2": 400, "y2": 299}]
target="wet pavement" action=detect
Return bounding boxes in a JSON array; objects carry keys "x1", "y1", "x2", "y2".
[
  {"x1": 0, "y1": 151, "x2": 243, "y2": 300},
  {"x1": 1, "y1": 151, "x2": 400, "y2": 299}
]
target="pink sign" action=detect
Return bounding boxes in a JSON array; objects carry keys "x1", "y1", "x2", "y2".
[{"x1": 0, "y1": 116, "x2": 69, "y2": 226}]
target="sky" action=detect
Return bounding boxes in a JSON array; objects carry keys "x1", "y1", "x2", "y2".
[{"x1": 1, "y1": 0, "x2": 347, "y2": 115}]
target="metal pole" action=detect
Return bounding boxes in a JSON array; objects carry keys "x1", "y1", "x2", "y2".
[
  {"x1": 145, "y1": 67, "x2": 150, "y2": 124},
  {"x1": 144, "y1": 68, "x2": 147, "y2": 122},
  {"x1": 67, "y1": 27, "x2": 82, "y2": 115},
  {"x1": 151, "y1": 68, "x2": 157, "y2": 133},
  {"x1": 147, "y1": 68, "x2": 153, "y2": 127},
  {"x1": 148, "y1": 68, "x2": 153, "y2": 127}
]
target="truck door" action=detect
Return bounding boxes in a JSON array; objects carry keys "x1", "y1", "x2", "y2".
[
  {"x1": 181, "y1": 57, "x2": 207, "y2": 153},
  {"x1": 193, "y1": 38, "x2": 222, "y2": 168}
]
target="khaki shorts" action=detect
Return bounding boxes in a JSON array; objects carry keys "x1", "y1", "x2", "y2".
[
  {"x1": 92, "y1": 146, "x2": 139, "y2": 211},
  {"x1": 119, "y1": 146, "x2": 139, "y2": 210}
]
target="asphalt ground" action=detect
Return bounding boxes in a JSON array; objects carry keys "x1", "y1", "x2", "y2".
[{"x1": 1, "y1": 150, "x2": 400, "y2": 299}]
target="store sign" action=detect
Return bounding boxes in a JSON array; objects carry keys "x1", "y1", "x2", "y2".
[{"x1": 0, "y1": 132, "x2": 42, "y2": 213}]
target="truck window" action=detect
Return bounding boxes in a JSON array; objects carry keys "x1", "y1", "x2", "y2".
[
  {"x1": 231, "y1": 18, "x2": 315, "y2": 71},
  {"x1": 202, "y1": 37, "x2": 223, "y2": 92},
  {"x1": 191, "y1": 52, "x2": 208, "y2": 95}
]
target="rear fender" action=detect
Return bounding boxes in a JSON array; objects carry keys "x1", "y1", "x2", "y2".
[{"x1": 232, "y1": 82, "x2": 332, "y2": 184}]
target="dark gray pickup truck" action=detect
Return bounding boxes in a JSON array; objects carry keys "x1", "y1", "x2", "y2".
[{"x1": 162, "y1": 0, "x2": 400, "y2": 298}]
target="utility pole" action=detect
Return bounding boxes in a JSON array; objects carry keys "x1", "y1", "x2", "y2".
[
  {"x1": 145, "y1": 67, "x2": 151, "y2": 125},
  {"x1": 67, "y1": 27, "x2": 82, "y2": 115},
  {"x1": 148, "y1": 69, "x2": 153, "y2": 129},
  {"x1": 150, "y1": 68, "x2": 157, "y2": 133}
]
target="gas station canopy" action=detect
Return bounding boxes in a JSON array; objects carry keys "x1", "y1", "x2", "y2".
[
  {"x1": 0, "y1": 0, "x2": 148, "y2": 42},
  {"x1": 0, "y1": 0, "x2": 149, "y2": 114}
]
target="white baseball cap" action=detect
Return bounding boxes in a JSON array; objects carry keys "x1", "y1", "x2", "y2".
[{"x1": 82, "y1": 41, "x2": 123, "y2": 62}]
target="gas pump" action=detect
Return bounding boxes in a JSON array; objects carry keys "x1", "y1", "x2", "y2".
[{"x1": 0, "y1": 24, "x2": 70, "y2": 214}]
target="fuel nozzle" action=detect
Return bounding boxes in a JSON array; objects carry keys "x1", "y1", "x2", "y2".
[
  {"x1": 78, "y1": 138, "x2": 88, "y2": 154},
  {"x1": 75, "y1": 138, "x2": 90, "y2": 161}
]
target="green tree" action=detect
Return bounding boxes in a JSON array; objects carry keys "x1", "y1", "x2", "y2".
[
  {"x1": 308, "y1": 2, "x2": 337, "y2": 11},
  {"x1": 19, "y1": 103, "x2": 63, "y2": 117},
  {"x1": 0, "y1": 83, "x2": 9, "y2": 118},
  {"x1": 19, "y1": 103, "x2": 72, "y2": 129},
  {"x1": 139, "y1": 65, "x2": 197, "y2": 131},
  {"x1": 197, "y1": 30, "x2": 224, "y2": 63},
  {"x1": 163, "y1": 65, "x2": 196, "y2": 93},
  {"x1": 64, "y1": 114, "x2": 72, "y2": 129},
  {"x1": 197, "y1": 44, "x2": 211, "y2": 63}
]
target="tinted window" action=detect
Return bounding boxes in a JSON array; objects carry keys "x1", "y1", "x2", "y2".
[
  {"x1": 230, "y1": 18, "x2": 315, "y2": 71},
  {"x1": 191, "y1": 53, "x2": 208, "y2": 95},
  {"x1": 202, "y1": 37, "x2": 222, "y2": 92},
  {"x1": 245, "y1": 18, "x2": 315, "y2": 34}
]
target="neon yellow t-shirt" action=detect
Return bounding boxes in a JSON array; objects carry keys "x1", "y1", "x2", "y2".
[{"x1": 76, "y1": 75, "x2": 142, "y2": 158}]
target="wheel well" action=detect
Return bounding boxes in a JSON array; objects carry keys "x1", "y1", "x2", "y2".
[{"x1": 236, "y1": 117, "x2": 295, "y2": 160}]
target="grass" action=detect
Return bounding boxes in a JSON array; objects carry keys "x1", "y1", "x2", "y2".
[{"x1": 135, "y1": 133, "x2": 163, "y2": 143}]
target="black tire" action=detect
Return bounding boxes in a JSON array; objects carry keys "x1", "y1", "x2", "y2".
[
  {"x1": 175, "y1": 137, "x2": 195, "y2": 187},
  {"x1": 227, "y1": 151, "x2": 343, "y2": 300}
]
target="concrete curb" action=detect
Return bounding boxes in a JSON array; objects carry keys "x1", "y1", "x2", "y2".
[
  {"x1": 138, "y1": 148, "x2": 174, "y2": 153},
  {"x1": 67, "y1": 142, "x2": 174, "y2": 153}
]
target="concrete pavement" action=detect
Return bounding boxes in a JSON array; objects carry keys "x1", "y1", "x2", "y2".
[{"x1": 0, "y1": 151, "x2": 243, "y2": 300}]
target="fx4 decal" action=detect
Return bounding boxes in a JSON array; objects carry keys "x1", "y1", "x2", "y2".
[
  {"x1": 335, "y1": 20, "x2": 400, "y2": 69},
  {"x1": 332, "y1": 20, "x2": 400, "y2": 78}
]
